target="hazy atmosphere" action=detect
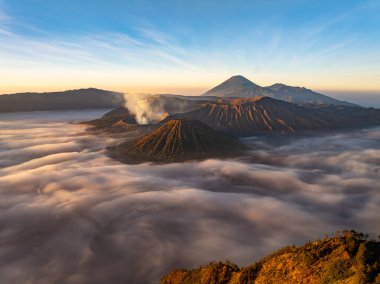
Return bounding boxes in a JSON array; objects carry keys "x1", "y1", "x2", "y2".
[
  {"x1": 0, "y1": 0, "x2": 380, "y2": 103},
  {"x1": 1, "y1": 111, "x2": 379, "y2": 283}
]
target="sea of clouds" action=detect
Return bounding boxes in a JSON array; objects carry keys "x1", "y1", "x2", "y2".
[{"x1": 0, "y1": 110, "x2": 379, "y2": 284}]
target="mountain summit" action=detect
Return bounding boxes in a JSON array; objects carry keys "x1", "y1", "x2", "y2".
[
  {"x1": 202, "y1": 75, "x2": 358, "y2": 107},
  {"x1": 218, "y1": 75, "x2": 259, "y2": 87},
  {"x1": 202, "y1": 75, "x2": 271, "y2": 98}
]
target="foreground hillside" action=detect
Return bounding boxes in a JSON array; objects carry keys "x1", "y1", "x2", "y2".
[{"x1": 161, "y1": 231, "x2": 380, "y2": 284}]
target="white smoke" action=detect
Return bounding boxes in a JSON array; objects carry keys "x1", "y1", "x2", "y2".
[{"x1": 124, "y1": 93, "x2": 167, "y2": 124}]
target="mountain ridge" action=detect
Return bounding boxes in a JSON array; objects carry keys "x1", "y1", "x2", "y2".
[
  {"x1": 163, "y1": 97, "x2": 361, "y2": 136},
  {"x1": 202, "y1": 75, "x2": 359, "y2": 107},
  {"x1": 0, "y1": 88, "x2": 125, "y2": 112}
]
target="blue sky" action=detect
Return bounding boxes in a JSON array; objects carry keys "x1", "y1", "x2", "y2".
[{"x1": 0, "y1": 0, "x2": 379, "y2": 105}]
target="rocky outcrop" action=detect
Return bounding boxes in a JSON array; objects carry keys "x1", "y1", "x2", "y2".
[{"x1": 161, "y1": 231, "x2": 380, "y2": 284}]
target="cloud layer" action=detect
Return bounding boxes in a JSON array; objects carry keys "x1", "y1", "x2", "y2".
[{"x1": 0, "y1": 110, "x2": 379, "y2": 283}]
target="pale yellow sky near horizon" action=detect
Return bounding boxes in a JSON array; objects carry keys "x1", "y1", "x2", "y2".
[
  {"x1": 1, "y1": 72, "x2": 380, "y2": 96},
  {"x1": 1, "y1": 0, "x2": 380, "y2": 107}
]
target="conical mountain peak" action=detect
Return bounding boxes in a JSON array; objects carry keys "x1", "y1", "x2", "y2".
[
  {"x1": 202, "y1": 75, "x2": 269, "y2": 98},
  {"x1": 225, "y1": 75, "x2": 257, "y2": 85},
  {"x1": 113, "y1": 119, "x2": 246, "y2": 162}
]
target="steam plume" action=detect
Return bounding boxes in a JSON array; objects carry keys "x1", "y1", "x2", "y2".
[{"x1": 124, "y1": 93, "x2": 168, "y2": 124}]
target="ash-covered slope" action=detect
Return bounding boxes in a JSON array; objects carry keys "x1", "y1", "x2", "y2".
[
  {"x1": 164, "y1": 97, "x2": 350, "y2": 136},
  {"x1": 112, "y1": 119, "x2": 247, "y2": 162},
  {"x1": 161, "y1": 231, "x2": 380, "y2": 284},
  {"x1": 0, "y1": 88, "x2": 124, "y2": 112},
  {"x1": 202, "y1": 75, "x2": 357, "y2": 107}
]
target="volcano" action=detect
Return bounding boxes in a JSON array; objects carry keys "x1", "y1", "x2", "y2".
[
  {"x1": 202, "y1": 75, "x2": 271, "y2": 98},
  {"x1": 163, "y1": 97, "x2": 355, "y2": 136},
  {"x1": 83, "y1": 106, "x2": 156, "y2": 134},
  {"x1": 202, "y1": 75, "x2": 358, "y2": 106},
  {"x1": 112, "y1": 119, "x2": 247, "y2": 162},
  {"x1": 85, "y1": 106, "x2": 136, "y2": 126}
]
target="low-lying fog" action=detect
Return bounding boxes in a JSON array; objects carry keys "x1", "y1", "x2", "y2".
[{"x1": 0, "y1": 110, "x2": 379, "y2": 284}]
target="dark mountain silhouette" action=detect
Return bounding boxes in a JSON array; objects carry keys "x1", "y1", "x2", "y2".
[
  {"x1": 111, "y1": 119, "x2": 247, "y2": 162},
  {"x1": 161, "y1": 230, "x2": 380, "y2": 284},
  {"x1": 202, "y1": 75, "x2": 358, "y2": 107},
  {"x1": 164, "y1": 97, "x2": 361, "y2": 136},
  {"x1": 0, "y1": 88, "x2": 124, "y2": 112}
]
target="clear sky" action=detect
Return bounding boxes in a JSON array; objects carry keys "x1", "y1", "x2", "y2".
[{"x1": 0, "y1": 0, "x2": 379, "y2": 105}]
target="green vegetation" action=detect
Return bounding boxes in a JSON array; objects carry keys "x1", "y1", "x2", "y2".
[{"x1": 160, "y1": 230, "x2": 380, "y2": 284}]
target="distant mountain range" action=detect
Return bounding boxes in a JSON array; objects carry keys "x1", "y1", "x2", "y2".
[
  {"x1": 0, "y1": 74, "x2": 367, "y2": 114},
  {"x1": 202, "y1": 75, "x2": 359, "y2": 107},
  {"x1": 161, "y1": 230, "x2": 380, "y2": 284},
  {"x1": 0, "y1": 76, "x2": 364, "y2": 113},
  {"x1": 0, "y1": 88, "x2": 124, "y2": 112}
]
